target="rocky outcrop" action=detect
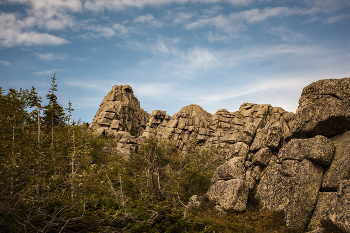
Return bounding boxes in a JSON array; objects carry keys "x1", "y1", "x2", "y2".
[
  {"x1": 196, "y1": 77, "x2": 350, "y2": 232},
  {"x1": 90, "y1": 85, "x2": 150, "y2": 136},
  {"x1": 91, "y1": 77, "x2": 350, "y2": 232},
  {"x1": 144, "y1": 102, "x2": 294, "y2": 152},
  {"x1": 89, "y1": 85, "x2": 150, "y2": 158}
]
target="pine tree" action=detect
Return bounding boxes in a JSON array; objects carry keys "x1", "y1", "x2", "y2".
[{"x1": 43, "y1": 74, "x2": 65, "y2": 177}]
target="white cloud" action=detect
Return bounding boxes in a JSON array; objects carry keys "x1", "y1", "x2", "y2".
[
  {"x1": 36, "y1": 52, "x2": 66, "y2": 61},
  {"x1": 83, "y1": 0, "x2": 253, "y2": 12},
  {"x1": 187, "y1": 47, "x2": 219, "y2": 69},
  {"x1": 304, "y1": 0, "x2": 350, "y2": 13},
  {"x1": 133, "y1": 14, "x2": 164, "y2": 27},
  {"x1": 172, "y1": 12, "x2": 195, "y2": 24},
  {"x1": 81, "y1": 23, "x2": 129, "y2": 39},
  {"x1": 269, "y1": 26, "x2": 309, "y2": 42},
  {"x1": 185, "y1": 6, "x2": 320, "y2": 41},
  {"x1": 131, "y1": 83, "x2": 175, "y2": 97},
  {"x1": 0, "y1": 60, "x2": 10, "y2": 66},
  {"x1": 134, "y1": 14, "x2": 156, "y2": 23},
  {"x1": 325, "y1": 14, "x2": 350, "y2": 24},
  {"x1": 34, "y1": 69, "x2": 59, "y2": 75},
  {"x1": 65, "y1": 78, "x2": 115, "y2": 92},
  {"x1": 0, "y1": 12, "x2": 69, "y2": 47},
  {"x1": 7, "y1": 0, "x2": 82, "y2": 30},
  {"x1": 186, "y1": 14, "x2": 246, "y2": 39}
]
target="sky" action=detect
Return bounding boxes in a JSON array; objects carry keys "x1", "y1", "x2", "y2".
[{"x1": 0, "y1": 0, "x2": 349, "y2": 123}]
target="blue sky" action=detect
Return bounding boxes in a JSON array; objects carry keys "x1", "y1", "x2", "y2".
[{"x1": 0, "y1": 0, "x2": 349, "y2": 123}]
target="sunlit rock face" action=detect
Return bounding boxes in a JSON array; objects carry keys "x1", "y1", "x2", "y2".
[
  {"x1": 289, "y1": 77, "x2": 350, "y2": 139},
  {"x1": 90, "y1": 77, "x2": 350, "y2": 232},
  {"x1": 89, "y1": 85, "x2": 150, "y2": 137}
]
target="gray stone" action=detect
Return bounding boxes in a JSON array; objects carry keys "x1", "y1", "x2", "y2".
[
  {"x1": 252, "y1": 147, "x2": 272, "y2": 167},
  {"x1": 226, "y1": 142, "x2": 249, "y2": 160},
  {"x1": 250, "y1": 122, "x2": 282, "y2": 152},
  {"x1": 290, "y1": 77, "x2": 350, "y2": 138},
  {"x1": 321, "y1": 180, "x2": 350, "y2": 233},
  {"x1": 322, "y1": 131, "x2": 350, "y2": 190},
  {"x1": 279, "y1": 135, "x2": 335, "y2": 166},
  {"x1": 211, "y1": 156, "x2": 246, "y2": 184},
  {"x1": 207, "y1": 179, "x2": 249, "y2": 212},
  {"x1": 230, "y1": 123, "x2": 257, "y2": 145},
  {"x1": 256, "y1": 159, "x2": 323, "y2": 228},
  {"x1": 188, "y1": 195, "x2": 203, "y2": 208},
  {"x1": 307, "y1": 192, "x2": 337, "y2": 231}
]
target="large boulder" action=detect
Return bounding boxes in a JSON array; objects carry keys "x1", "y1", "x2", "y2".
[
  {"x1": 322, "y1": 131, "x2": 350, "y2": 191},
  {"x1": 250, "y1": 122, "x2": 283, "y2": 152},
  {"x1": 290, "y1": 77, "x2": 350, "y2": 138},
  {"x1": 211, "y1": 156, "x2": 246, "y2": 184},
  {"x1": 207, "y1": 179, "x2": 249, "y2": 212},
  {"x1": 279, "y1": 135, "x2": 335, "y2": 166},
  {"x1": 256, "y1": 158, "x2": 323, "y2": 228}
]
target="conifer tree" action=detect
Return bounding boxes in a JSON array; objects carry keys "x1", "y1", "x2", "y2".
[
  {"x1": 29, "y1": 86, "x2": 42, "y2": 175},
  {"x1": 66, "y1": 101, "x2": 76, "y2": 198},
  {"x1": 43, "y1": 74, "x2": 65, "y2": 177}
]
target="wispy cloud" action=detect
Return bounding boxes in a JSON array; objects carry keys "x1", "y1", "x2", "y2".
[
  {"x1": 83, "y1": 0, "x2": 253, "y2": 12},
  {"x1": 81, "y1": 23, "x2": 129, "y2": 39},
  {"x1": 304, "y1": 0, "x2": 350, "y2": 13},
  {"x1": 64, "y1": 78, "x2": 116, "y2": 92},
  {"x1": 36, "y1": 52, "x2": 66, "y2": 61},
  {"x1": 325, "y1": 14, "x2": 350, "y2": 24},
  {"x1": 34, "y1": 69, "x2": 59, "y2": 75},
  {"x1": 134, "y1": 14, "x2": 164, "y2": 27},
  {"x1": 131, "y1": 83, "x2": 175, "y2": 97},
  {"x1": 0, "y1": 60, "x2": 10, "y2": 66},
  {"x1": 185, "y1": 6, "x2": 320, "y2": 41},
  {"x1": 269, "y1": 26, "x2": 309, "y2": 42}
]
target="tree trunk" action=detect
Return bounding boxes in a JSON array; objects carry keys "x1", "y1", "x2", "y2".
[{"x1": 71, "y1": 129, "x2": 76, "y2": 198}]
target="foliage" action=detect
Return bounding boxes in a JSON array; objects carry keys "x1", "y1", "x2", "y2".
[{"x1": 0, "y1": 79, "x2": 305, "y2": 232}]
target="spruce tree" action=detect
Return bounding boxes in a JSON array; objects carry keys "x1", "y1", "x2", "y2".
[
  {"x1": 43, "y1": 74, "x2": 65, "y2": 177},
  {"x1": 29, "y1": 86, "x2": 42, "y2": 176}
]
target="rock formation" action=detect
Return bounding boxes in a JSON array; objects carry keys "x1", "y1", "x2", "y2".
[
  {"x1": 90, "y1": 77, "x2": 350, "y2": 232},
  {"x1": 89, "y1": 85, "x2": 150, "y2": 158}
]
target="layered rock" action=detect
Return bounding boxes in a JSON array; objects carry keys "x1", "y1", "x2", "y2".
[
  {"x1": 90, "y1": 85, "x2": 150, "y2": 136},
  {"x1": 142, "y1": 102, "x2": 294, "y2": 152},
  {"x1": 89, "y1": 85, "x2": 150, "y2": 158}
]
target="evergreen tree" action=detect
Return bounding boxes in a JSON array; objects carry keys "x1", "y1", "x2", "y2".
[
  {"x1": 43, "y1": 74, "x2": 65, "y2": 144},
  {"x1": 43, "y1": 74, "x2": 65, "y2": 177},
  {"x1": 28, "y1": 86, "x2": 43, "y2": 179}
]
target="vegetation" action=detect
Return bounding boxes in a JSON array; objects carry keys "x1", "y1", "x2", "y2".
[{"x1": 0, "y1": 76, "x2": 304, "y2": 232}]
